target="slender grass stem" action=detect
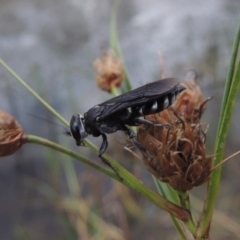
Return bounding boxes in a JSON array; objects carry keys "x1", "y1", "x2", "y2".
[
  {"x1": 25, "y1": 134, "x2": 191, "y2": 221},
  {"x1": 196, "y1": 17, "x2": 240, "y2": 238}
]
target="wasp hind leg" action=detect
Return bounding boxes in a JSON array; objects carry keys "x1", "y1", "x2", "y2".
[
  {"x1": 134, "y1": 118, "x2": 171, "y2": 127},
  {"x1": 122, "y1": 126, "x2": 162, "y2": 175},
  {"x1": 98, "y1": 133, "x2": 123, "y2": 181}
]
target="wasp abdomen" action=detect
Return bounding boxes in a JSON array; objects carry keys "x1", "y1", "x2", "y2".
[{"x1": 131, "y1": 85, "x2": 184, "y2": 116}]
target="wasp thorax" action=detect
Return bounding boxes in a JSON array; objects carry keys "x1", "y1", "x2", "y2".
[
  {"x1": 137, "y1": 77, "x2": 212, "y2": 191},
  {"x1": 0, "y1": 110, "x2": 26, "y2": 156}
]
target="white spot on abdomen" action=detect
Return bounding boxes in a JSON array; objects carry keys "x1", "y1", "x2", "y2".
[
  {"x1": 151, "y1": 101, "x2": 158, "y2": 112},
  {"x1": 163, "y1": 97, "x2": 169, "y2": 108}
]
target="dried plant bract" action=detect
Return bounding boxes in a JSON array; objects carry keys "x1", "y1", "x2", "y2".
[
  {"x1": 137, "y1": 76, "x2": 212, "y2": 191},
  {"x1": 93, "y1": 50, "x2": 124, "y2": 92},
  {"x1": 0, "y1": 110, "x2": 26, "y2": 156}
]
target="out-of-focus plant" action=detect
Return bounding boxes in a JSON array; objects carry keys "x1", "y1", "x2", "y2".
[{"x1": 0, "y1": 6, "x2": 240, "y2": 240}]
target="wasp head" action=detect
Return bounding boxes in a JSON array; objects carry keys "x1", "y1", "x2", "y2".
[{"x1": 70, "y1": 114, "x2": 88, "y2": 146}]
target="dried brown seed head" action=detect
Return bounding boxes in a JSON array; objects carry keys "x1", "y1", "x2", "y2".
[
  {"x1": 93, "y1": 50, "x2": 124, "y2": 92},
  {"x1": 137, "y1": 78, "x2": 212, "y2": 191},
  {"x1": 0, "y1": 110, "x2": 26, "y2": 156},
  {"x1": 173, "y1": 79, "x2": 205, "y2": 123}
]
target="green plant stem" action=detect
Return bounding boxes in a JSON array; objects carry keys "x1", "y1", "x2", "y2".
[
  {"x1": 110, "y1": 0, "x2": 132, "y2": 92},
  {"x1": 111, "y1": 86, "x2": 120, "y2": 96},
  {"x1": 154, "y1": 178, "x2": 196, "y2": 236},
  {"x1": 25, "y1": 134, "x2": 191, "y2": 221},
  {"x1": 0, "y1": 58, "x2": 68, "y2": 127},
  {"x1": 62, "y1": 159, "x2": 81, "y2": 197},
  {"x1": 196, "y1": 18, "x2": 240, "y2": 238},
  {"x1": 0, "y1": 58, "x2": 104, "y2": 158},
  {"x1": 178, "y1": 191, "x2": 197, "y2": 228},
  {"x1": 1, "y1": 58, "x2": 187, "y2": 220},
  {"x1": 25, "y1": 134, "x2": 118, "y2": 179},
  {"x1": 153, "y1": 178, "x2": 188, "y2": 239}
]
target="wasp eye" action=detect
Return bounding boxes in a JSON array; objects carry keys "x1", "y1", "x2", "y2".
[{"x1": 70, "y1": 114, "x2": 81, "y2": 143}]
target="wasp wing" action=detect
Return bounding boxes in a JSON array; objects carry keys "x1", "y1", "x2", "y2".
[{"x1": 98, "y1": 78, "x2": 180, "y2": 120}]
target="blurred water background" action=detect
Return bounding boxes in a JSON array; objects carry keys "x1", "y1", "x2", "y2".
[{"x1": 0, "y1": 0, "x2": 240, "y2": 239}]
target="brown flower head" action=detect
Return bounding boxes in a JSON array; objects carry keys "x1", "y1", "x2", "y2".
[
  {"x1": 93, "y1": 50, "x2": 124, "y2": 92},
  {"x1": 137, "y1": 76, "x2": 212, "y2": 191},
  {"x1": 0, "y1": 110, "x2": 26, "y2": 156}
]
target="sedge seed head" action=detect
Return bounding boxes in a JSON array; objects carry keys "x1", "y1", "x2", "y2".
[
  {"x1": 93, "y1": 50, "x2": 124, "y2": 92},
  {"x1": 0, "y1": 110, "x2": 26, "y2": 156},
  {"x1": 137, "y1": 77, "x2": 212, "y2": 191}
]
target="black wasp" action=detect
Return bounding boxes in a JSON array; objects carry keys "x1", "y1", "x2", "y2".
[{"x1": 70, "y1": 78, "x2": 185, "y2": 173}]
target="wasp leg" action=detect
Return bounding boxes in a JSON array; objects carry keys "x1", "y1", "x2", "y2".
[
  {"x1": 134, "y1": 118, "x2": 171, "y2": 127},
  {"x1": 99, "y1": 133, "x2": 108, "y2": 156},
  {"x1": 122, "y1": 125, "x2": 163, "y2": 175},
  {"x1": 122, "y1": 126, "x2": 147, "y2": 152},
  {"x1": 98, "y1": 133, "x2": 122, "y2": 180}
]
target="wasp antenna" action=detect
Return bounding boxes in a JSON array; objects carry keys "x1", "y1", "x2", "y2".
[
  {"x1": 27, "y1": 112, "x2": 70, "y2": 138},
  {"x1": 26, "y1": 112, "x2": 66, "y2": 129}
]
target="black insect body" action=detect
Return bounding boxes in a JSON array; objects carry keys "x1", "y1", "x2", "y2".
[{"x1": 70, "y1": 78, "x2": 185, "y2": 174}]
